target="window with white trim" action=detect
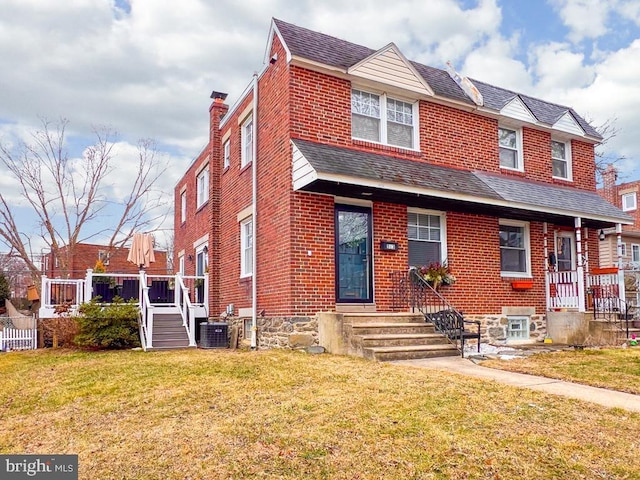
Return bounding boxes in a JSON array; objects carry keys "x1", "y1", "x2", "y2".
[
  {"x1": 196, "y1": 244, "x2": 208, "y2": 276},
  {"x1": 407, "y1": 210, "x2": 445, "y2": 267},
  {"x1": 551, "y1": 139, "x2": 572, "y2": 180},
  {"x1": 180, "y1": 191, "x2": 186, "y2": 223},
  {"x1": 241, "y1": 116, "x2": 254, "y2": 168},
  {"x1": 507, "y1": 316, "x2": 529, "y2": 340},
  {"x1": 622, "y1": 192, "x2": 637, "y2": 211},
  {"x1": 351, "y1": 89, "x2": 417, "y2": 149},
  {"x1": 178, "y1": 255, "x2": 185, "y2": 275},
  {"x1": 98, "y1": 250, "x2": 110, "y2": 266},
  {"x1": 499, "y1": 219, "x2": 531, "y2": 276},
  {"x1": 620, "y1": 243, "x2": 627, "y2": 257},
  {"x1": 498, "y1": 127, "x2": 523, "y2": 171},
  {"x1": 196, "y1": 166, "x2": 209, "y2": 208},
  {"x1": 240, "y1": 216, "x2": 253, "y2": 277},
  {"x1": 223, "y1": 139, "x2": 230, "y2": 169}
]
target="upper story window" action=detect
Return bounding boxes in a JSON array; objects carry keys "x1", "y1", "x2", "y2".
[
  {"x1": 351, "y1": 89, "x2": 417, "y2": 149},
  {"x1": 241, "y1": 116, "x2": 254, "y2": 168},
  {"x1": 498, "y1": 127, "x2": 523, "y2": 171},
  {"x1": 196, "y1": 166, "x2": 209, "y2": 208},
  {"x1": 223, "y1": 139, "x2": 230, "y2": 169},
  {"x1": 407, "y1": 209, "x2": 446, "y2": 267},
  {"x1": 499, "y1": 219, "x2": 531, "y2": 277},
  {"x1": 551, "y1": 139, "x2": 572, "y2": 180},
  {"x1": 622, "y1": 192, "x2": 637, "y2": 211},
  {"x1": 180, "y1": 190, "x2": 186, "y2": 223}
]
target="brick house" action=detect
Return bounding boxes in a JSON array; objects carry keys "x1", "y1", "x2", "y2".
[
  {"x1": 598, "y1": 165, "x2": 640, "y2": 268},
  {"x1": 43, "y1": 243, "x2": 169, "y2": 279},
  {"x1": 175, "y1": 18, "x2": 630, "y2": 352}
]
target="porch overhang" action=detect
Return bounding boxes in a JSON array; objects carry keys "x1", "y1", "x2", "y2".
[{"x1": 291, "y1": 139, "x2": 632, "y2": 229}]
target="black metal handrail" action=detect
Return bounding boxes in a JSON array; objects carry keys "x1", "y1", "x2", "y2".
[
  {"x1": 591, "y1": 285, "x2": 631, "y2": 343},
  {"x1": 391, "y1": 269, "x2": 480, "y2": 356}
]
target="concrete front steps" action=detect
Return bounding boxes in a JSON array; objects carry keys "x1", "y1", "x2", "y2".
[
  {"x1": 150, "y1": 312, "x2": 193, "y2": 349},
  {"x1": 345, "y1": 312, "x2": 459, "y2": 361}
]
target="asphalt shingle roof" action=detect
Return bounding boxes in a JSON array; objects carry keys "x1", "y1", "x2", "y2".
[
  {"x1": 292, "y1": 139, "x2": 631, "y2": 224},
  {"x1": 274, "y1": 18, "x2": 602, "y2": 140}
]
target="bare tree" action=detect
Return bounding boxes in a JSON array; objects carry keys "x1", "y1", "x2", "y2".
[
  {"x1": 0, "y1": 118, "x2": 170, "y2": 286},
  {"x1": 592, "y1": 117, "x2": 626, "y2": 184}
]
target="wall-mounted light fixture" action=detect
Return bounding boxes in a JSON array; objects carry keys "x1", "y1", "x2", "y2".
[
  {"x1": 188, "y1": 254, "x2": 194, "y2": 262},
  {"x1": 203, "y1": 245, "x2": 208, "y2": 255},
  {"x1": 599, "y1": 229, "x2": 606, "y2": 241}
]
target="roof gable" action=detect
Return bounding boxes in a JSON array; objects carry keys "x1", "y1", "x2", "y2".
[
  {"x1": 348, "y1": 43, "x2": 434, "y2": 96},
  {"x1": 500, "y1": 96, "x2": 537, "y2": 124},
  {"x1": 553, "y1": 111, "x2": 586, "y2": 136}
]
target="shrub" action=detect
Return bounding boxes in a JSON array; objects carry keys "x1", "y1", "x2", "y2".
[
  {"x1": 0, "y1": 273, "x2": 10, "y2": 304},
  {"x1": 74, "y1": 297, "x2": 141, "y2": 349}
]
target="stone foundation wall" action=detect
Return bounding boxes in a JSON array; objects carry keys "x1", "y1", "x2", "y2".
[
  {"x1": 223, "y1": 316, "x2": 318, "y2": 349},
  {"x1": 465, "y1": 313, "x2": 547, "y2": 345}
]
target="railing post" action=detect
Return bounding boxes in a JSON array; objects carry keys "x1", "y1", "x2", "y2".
[
  {"x1": 575, "y1": 218, "x2": 586, "y2": 312},
  {"x1": 85, "y1": 269, "x2": 93, "y2": 303}
]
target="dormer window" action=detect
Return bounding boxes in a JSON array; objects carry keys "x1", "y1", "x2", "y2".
[
  {"x1": 498, "y1": 126, "x2": 523, "y2": 171},
  {"x1": 351, "y1": 89, "x2": 417, "y2": 149}
]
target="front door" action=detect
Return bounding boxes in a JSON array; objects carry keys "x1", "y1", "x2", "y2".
[
  {"x1": 335, "y1": 205, "x2": 373, "y2": 303},
  {"x1": 555, "y1": 231, "x2": 576, "y2": 272}
]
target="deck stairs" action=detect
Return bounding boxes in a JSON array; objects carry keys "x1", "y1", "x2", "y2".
[
  {"x1": 149, "y1": 310, "x2": 193, "y2": 350},
  {"x1": 345, "y1": 312, "x2": 459, "y2": 361}
]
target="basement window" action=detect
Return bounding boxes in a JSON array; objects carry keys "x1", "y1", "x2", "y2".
[{"x1": 507, "y1": 316, "x2": 529, "y2": 340}]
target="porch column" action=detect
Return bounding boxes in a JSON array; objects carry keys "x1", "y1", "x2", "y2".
[
  {"x1": 575, "y1": 218, "x2": 586, "y2": 312},
  {"x1": 543, "y1": 222, "x2": 551, "y2": 311},
  {"x1": 617, "y1": 223, "x2": 626, "y2": 304}
]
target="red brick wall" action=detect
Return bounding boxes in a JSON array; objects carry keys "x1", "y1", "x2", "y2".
[{"x1": 174, "y1": 148, "x2": 211, "y2": 276}]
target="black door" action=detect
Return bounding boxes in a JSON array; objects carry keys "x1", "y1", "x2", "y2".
[{"x1": 335, "y1": 204, "x2": 373, "y2": 303}]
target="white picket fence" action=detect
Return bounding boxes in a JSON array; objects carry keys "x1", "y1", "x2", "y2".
[{"x1": 0, "y1": 316, "x2": 38, "y2": 351}]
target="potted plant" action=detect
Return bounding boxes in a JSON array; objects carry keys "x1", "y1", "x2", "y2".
[{"x1": 418, "y1": 261, "x2": 456, "y2": 290}]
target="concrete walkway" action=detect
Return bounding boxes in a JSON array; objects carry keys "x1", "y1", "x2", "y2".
[{"x1": 392, "y1": 356, "x2": 640, "y2": 413}]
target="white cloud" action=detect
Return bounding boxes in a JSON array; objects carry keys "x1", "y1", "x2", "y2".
[
  {"x1": 529, "y1": 42, "x2": 595, "y2": 93},
  {"x1": 550, "y1": 0, "x2": 613, "y2": 43},
  {"x1": 462, "y1": 34, "x2": 534, "y2": 93}
]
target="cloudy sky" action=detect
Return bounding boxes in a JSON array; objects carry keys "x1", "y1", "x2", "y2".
[{"x1": 1, "y1": 0, "x2": 639, "y2": 252}]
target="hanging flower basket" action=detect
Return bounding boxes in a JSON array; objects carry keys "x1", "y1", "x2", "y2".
[{"x1": 511, "y1": 280, "x2": 533, "y2": 290}]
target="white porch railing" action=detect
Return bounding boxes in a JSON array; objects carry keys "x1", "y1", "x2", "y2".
[
  {"x1": 546, "y1": 270, "x2": 626, "y2": 312},
  {"x1": 547, "y1": 270, "x2": 580, "y2": 310},
  {"x1": 39, "y1": 270, "x2": 208, "y2": 350}
]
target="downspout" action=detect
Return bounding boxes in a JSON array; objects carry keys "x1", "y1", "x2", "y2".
[{"x1": 251, "y1": 72, "x2": 258, "y2": 349}]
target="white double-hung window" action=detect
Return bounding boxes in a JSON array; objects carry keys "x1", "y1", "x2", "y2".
[
  {"x1": 196, "y1": 165, "x2": 209, "y2": 208},
  {"x1": 241, "y1": 115, "x2": 254, "y2": 168},
  {"x1": 622, "y1": 192, "x2": 637, "y2": 211},
  {"x1": 499, "y1": 219, "x2": 531, "y2": 277},
  {"x1": 551, "y1": 139, "x2": 572, "y2": 180},
  {"x1": 498, "y1": 126, "x2": 523, "y2": 171},
  {"x1": 407, "y1": 209, "x2": 446, "y2": 267},
  {"x1": 351, "y1": 89, "x2": 417, "y2": 149},
  {"x1": 240, "y1": 217, "x2": 253, "y2": 277}
]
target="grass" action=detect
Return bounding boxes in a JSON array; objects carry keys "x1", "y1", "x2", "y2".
[
  {"x1": 1, "y1": 348, "x2": 639, "y2": 479},
  {"x1": 482, "y1": 347, "x2": 640, "y2": 394}
]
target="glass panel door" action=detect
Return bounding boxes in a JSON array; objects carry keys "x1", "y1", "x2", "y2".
[
  {"x1": 556, "y1": 232, "x2": 575, "y2": 272},
  {"x1": 335, "y1": 205, "x2": 373, "y2": 303}
]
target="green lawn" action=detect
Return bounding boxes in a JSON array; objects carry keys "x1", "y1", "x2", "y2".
[
  {"x1": 1, "y1": 348, "x2": 639, "y2": 479},
  {"x1": 482, "y1": 347, "x2": 640, "y2": 394}
]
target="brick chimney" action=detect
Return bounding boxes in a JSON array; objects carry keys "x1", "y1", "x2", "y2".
[
  {"x1": 602, "y1": 164, "x2": 618, "y2": 206},
  {"x1": 208, "y1": 91, "x2": 228, "y2": 318}
]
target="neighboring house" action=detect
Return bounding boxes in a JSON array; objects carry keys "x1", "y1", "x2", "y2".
[
  {"x1": 174, "y1": 18, "x2": 631, "y2": 350},
  {"x1": 598, "y1": 165, "x2": 640, "y2": 269},
  {"x1": 43, "y1": 243, "x2": 169, "y2": 279}
]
